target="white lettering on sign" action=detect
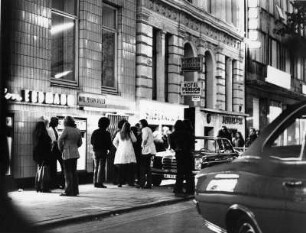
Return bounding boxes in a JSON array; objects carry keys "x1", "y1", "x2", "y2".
[
  {"x1": 181, "y1": 82, "x2": 202, "y2": 96},
  {"x1": 77, "y1": 93, "x2": 106, "y2": 108},
  {"x1": 12, "y1": 89, "x2": 75, "y2": 107}
]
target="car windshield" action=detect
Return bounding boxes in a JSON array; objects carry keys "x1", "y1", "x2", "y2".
[
  {"x1": 263, "y1": 112, "x2": 306, "y2": 161},
  {"x1": 195, "y1": 138, "x2": 234, "y2": 153}
]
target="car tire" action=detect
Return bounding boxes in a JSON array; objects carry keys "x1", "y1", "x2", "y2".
[
  {"x1": 234, "y1": 216, "x2": 259, "y2": 233},
  {"x1": 152, "y1": 175, "x2": 162, "y2": 186}
]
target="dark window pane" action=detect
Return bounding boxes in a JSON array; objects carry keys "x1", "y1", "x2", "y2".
[
  {"x1": 52, "y1": 0, "x2": 76, "y2": 15},
  {"x1": 102, "y1": 29, "x2": 115, "y2": 88},
  {"x1": 51, "y1": 13, "x2": 75, "y2": 81},
  {"x1": 102, "y1": 5, "x2": 116, "y2": 29}
]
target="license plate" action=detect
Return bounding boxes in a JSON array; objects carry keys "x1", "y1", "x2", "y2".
[{"x1": 164, "y1": 174, "x2": 176, "y2": 179}]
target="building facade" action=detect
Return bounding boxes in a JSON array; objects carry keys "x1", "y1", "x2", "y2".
[
  {"x1": 135, "y1": 0, "x2": 246, "y2": 138},
  {"x1": 3, "y1": 0, "x2": 137, "y2": 185},
  {"x1": 246, "y1": 0, "x2": 306, "y2": 135},
  {"x1": 3, "y1": 0, "x2": 246, "y2": 185}
]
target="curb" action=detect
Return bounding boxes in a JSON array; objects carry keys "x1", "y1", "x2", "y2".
[{"x1": 34, "y1": 195, "x2": 194, "y2": 230}]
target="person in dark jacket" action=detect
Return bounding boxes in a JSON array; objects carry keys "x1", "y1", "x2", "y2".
[
  {"x1": 33, "y1": 121, "x2": 52, "y2": 192},
  {"x1": 245, "y1": 127, "x2": 257, "y2": 147},
  {"x1": 169, "y1": 120, "x2": 194, "y2": 196},
  {"x1": 49, "y1": 117, "x2": 64, "y2": 189},
  {"x1": 91, "y1": 117, "x2": 112, "y2": 188},
  {"x1": 217, "y1": 126, "x2": 232, "y2": 142}
]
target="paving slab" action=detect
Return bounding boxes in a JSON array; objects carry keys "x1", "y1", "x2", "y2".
[{"x1": 8, "y1": 183, "x2": 192, "y2": 229}]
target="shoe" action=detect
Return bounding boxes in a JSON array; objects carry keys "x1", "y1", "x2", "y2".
[
  {"x1": 143, "y1": 185, "x2": 152, "y2": 189},
  {"x1": 135, "y1": 185, "x2": 143, "y2": 189},
  {"x1": 60, "y1": 193, "x2": 68, "y2": 196},
  {"x1": 101, "y1": 184, "x2": 107, "y2": 188},
  {"x1": 118, "y1": 184, "x2": 122, "y2": 187},
  {"x1": 94, "y1": 183, "x2": 105, "y2": 188}
]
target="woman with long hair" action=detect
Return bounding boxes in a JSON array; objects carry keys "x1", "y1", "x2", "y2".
[
  {"x1": 33, "y1": 121, "x2": 52, "y2": 192},
  {"x1": 113, "y1": 122, "x2": 137, "y2": 187},
  {"x1": 58, "y1": 116, "x2": 82, "y2": 196}
]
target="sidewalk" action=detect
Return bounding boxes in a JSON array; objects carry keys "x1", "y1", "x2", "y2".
[{"x1": 8, "y1": 182, "x2": 193, "y2": 229}]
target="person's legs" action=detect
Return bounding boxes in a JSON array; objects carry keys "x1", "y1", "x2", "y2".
[
  {"x1": 138, "y1": 157, "x2": 146, "y2": 188},
  {"x1": 99, "y1": 154, "x2": 107, "y2": 187},
  {"x1": 117, "y1": 164, "x2": 124, "y2": 187},
  {"x1": 63, "y1": 159, "x2": 73, "y2": 195},
  {"x1": 93, "y1": 157, "x2": 99, "y2": 185},
  {"x1": 71, "y1": 159, "x2": 79, "y2": 195},
  {"x1": 144, "y1": 155, "x2": 152, "y2": 188},
  {"x1": 57, "y1": 156, "x2": 65, "y2": 188},
  {"x1": 174, "y1": 153, "x2": 184, "y2": 194}
]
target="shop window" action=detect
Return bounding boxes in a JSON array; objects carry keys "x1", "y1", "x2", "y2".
[
  {"x1": 51, "y1": 0, "x2": 78, "y2": 86},
  {"x1": 102, "y1": 4, "x2": 118, "y2": 92}
]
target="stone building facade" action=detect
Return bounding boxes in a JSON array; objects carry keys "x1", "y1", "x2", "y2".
[
  {"x1": 245, "y1": 0, "x2": 306, "y2": 134},
  {"x1": 135, "y1": 0, "x2": 246, "y2": 139},
  {"x1": 3, "y1": 0, "x2": 137, "y2": 185}
]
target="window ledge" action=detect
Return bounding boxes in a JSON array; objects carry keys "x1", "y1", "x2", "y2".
[{"x1": 51, "y1": 79, "x2": 79, "y2": 89}]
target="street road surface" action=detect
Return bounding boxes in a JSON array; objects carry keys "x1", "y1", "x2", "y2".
[{"x1": 46, "y1": 201, "x2": 214, "y2": 233}]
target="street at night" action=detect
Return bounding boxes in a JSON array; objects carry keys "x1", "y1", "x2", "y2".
[
  {"x1": 2, "y1": 0, "x2": 306, "y2": 232},
  {"x1": 46, "y1": 201, "x2": 213, "y2": 233}
]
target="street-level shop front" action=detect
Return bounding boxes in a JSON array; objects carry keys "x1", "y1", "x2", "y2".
[
  {"x1": 185, "y1": 107, "x2": 246, "y2": 140},
  {"x1": 5, "y1": 90, "x2": 135, "y2": 188}
]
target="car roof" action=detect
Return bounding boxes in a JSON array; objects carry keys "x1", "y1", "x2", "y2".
[{"x1": 195, "y1": 136, "x2": 229, "y2": 140}]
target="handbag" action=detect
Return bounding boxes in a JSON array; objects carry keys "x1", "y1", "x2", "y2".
[{"x1": 35, "y1": 162, "x2": 51, "y2": 192}]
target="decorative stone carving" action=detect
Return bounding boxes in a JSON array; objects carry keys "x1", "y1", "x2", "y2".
[{"x1": 144, "y1": 0, "x2": 241, "y2": 50}]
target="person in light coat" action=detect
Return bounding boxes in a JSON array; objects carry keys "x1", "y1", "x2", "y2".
[
  {"x1": 58, "y1": 116, "x2": 82, "y2": 196},
  {"x1": 137, "y1": 119, "x2": 156, "y2": 189},
  {"x1": 113, "y1": 122, "x2": 137, "y2": 187}
]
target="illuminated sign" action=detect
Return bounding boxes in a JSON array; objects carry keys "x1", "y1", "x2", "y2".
[
  {"x1": 139, "y1": 100, "x2": 187, "y2": 125},
  {"x1": 222, "y1": 116, "x2": 243, "y2": 125},
  {"x1": 181, "y1": 57, "x2": 203, "y2": 72},
  {"x1": 77, "y1": 93, "x2": 106, "y2": 108},
  {"x1": 5, "y1": 89, "x2": 74, "y2": 106},
  {"x1": 181, "y1": 82, "x2": 202, "y2": 96}
]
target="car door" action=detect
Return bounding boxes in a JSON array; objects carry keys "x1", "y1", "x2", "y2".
[
  {"x1": 260, "y1": 105, "x2": 306, "y2": 233},
  {"x1": 282, "y1": 161, "x2": 306, "y2": 233}
]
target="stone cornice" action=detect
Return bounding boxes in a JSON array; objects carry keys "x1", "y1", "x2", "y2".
[{"x1": 141, "y1": 0, "x2": 244, "y2": 49}]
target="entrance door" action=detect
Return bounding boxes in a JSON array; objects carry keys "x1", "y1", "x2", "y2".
[{"x1": 204, "y1": 127, "x2": 214, "y2": 137}]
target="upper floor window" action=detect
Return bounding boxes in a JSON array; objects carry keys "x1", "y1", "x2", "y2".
[
  {"x1": 102, "y1": 4, "x2": 118, "y2": 91},
  {"x1": 51, "y1": 0, "x2": 78, "y2": 86}
]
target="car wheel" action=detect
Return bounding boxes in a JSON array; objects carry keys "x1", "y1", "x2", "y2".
[
  {"x1": 152, "y1": 175, "x2": 162, "y2": 186},
  {"x1": 234, "y1": 216, "x2": 259, "y2": 233}
]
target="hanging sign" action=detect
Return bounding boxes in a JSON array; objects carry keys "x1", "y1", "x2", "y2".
[
  {"x1": 181, "y1": 57, "x2": 203, "y2": 72},
  {"x1": 181, "y1": 81, "x2": 202, "y2": 96}
]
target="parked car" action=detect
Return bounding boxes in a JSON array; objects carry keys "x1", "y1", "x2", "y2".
[
  {"x1": 151, "y1": 136, "x2": 239, "y2": 186},
  {"x1": 194, "y1": 101, "x2": 306, "y2": 233}
]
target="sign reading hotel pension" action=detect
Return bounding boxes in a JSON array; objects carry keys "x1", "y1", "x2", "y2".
[
  {"x1": 181, "y1": 81, "x2": 202, "y2": 96},
  {"x1": 77, "y1": 93, "x2": 106, "y2": 108},
  {"x1": 181, "y1": 57, "x2": 203, "y2": 72}
]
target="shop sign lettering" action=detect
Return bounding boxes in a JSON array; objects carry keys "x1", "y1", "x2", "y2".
[
  {"x1": 21, "y1": 89, "x2": 74, "y2": 106},
  {"x1": 77, "y1": 93, "x2": 106, "y2": 108},
  {"x1": 181, "y1": 82, "x2": 201, "y2": 96},
  {"x1": 181, "y1": 57, "x2": 203, "y2": 72},
  {"x1": 222, "y1": 116, "x2": 243, "y2": 125}
]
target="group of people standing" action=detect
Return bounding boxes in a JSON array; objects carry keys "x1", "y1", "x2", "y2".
[
  {"x1": 91, "y1": 117, "x2": 195, "y2": 196},
  {"x1": 33, "y1": 116, "x2": 82, "y2": 196},
  {"x1": 91, "y1": 118, "x2": 156, "y2": 189},
  {"x1": 217, "y1": 125, "x2": 259, "y2": 148}
]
